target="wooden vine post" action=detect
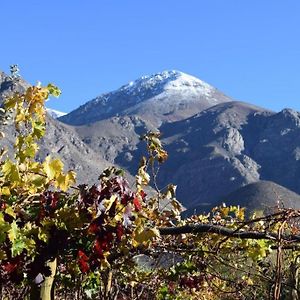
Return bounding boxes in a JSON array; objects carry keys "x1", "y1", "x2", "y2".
[
  {"x1": 29, "y1": 259, "x2": 57, "y2": 300},
  {"x1": 40, "y1": 259, "x2": 57, "y2": 300}
]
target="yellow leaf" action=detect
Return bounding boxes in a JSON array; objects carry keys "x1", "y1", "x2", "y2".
[
  {"x1": 56, "y1": 171, "x2": 76, "y2": 191},
  {"x1": 38, "y1": 228, "x2": 49, "y2": 243},
  {"x1": 134, "y1": 227, "x2": 160, "y2": 246},
  {"x1": 100, "y1": 256, "x2": 111, "y2": 270},
  {"x1": 43, "y1": 156, "x2": 64, "y2": 180},
  {"x1": 103, "y1": 195, "x2": 117, "y2": 212},
  {"x1": 5, "y1": 206, "x2": 16, "y2": 219},
  {"x1": 220, "y1": 206, "x2": 230, "y2": 217},
  {"x1": 1, "y1": 186, "x2": 11, "y2": 196},
  {"x1": 15, "y1": 110, "x2": 26, "y2": 123},
  {"x1": 8, "y1": 221, "x2": 19, "y2": 242},
  {"x1": 0, "y1": 250, "x2": 7, "y2": 260},
  {"x1": 4, "y1": 95, "x2": 19, "y2": 109},
  {"x1": 2, "y1": 160, "x2": 21, "y2": 183}
]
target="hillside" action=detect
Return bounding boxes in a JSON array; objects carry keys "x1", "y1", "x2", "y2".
[
  {"x1": 184, "y1": 181, "x2": 300, "y2": 216},
  {"x1": 0, "y1": 72, "x2": 114, "y2": 184}
]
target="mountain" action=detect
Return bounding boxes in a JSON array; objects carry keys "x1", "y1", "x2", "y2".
[
  {"x1": 185, "y1": 181, "x2": 300, "y2": 216},
  {"x1": 58, "y1": 70, "x2": 300, "y2": 212},
  {"x1": 154, "y1": 102, "x2": 300, "y2": 210},
  {"x1": 46, "y1": 108, "x2": 67, "y2": 119},
  {"x1": 221, "y1": 180, "x2": 300, "y2": 213},
  {"x1": 0, "y1": 71, "x2": 114, "y2": 184},
  {"x1": 149, "y1": 101, "x2": 271, "y2": 208},
  {"x1": 59, "y1": 70, "x2": 232, "y2": 127},
  {"x1": 61, "y1": 71, "x2": 234, "y2": 169},
  {"x1": 3, "y1": 68, "x2": 300, "y2": 216},
  {"x1": 71, "y1": 99, "x2": 274, "y2": 208},
  {"x1": 74, "y1": 115, "x2": 155, "y2": 163}
]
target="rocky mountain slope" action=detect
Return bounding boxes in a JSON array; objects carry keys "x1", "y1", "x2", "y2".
[
  {"x1": 154, "y1": 102, "x2": 300, "y2": 210},
  {"x1": 184, "y1": 180, "x2": 300, "y2": 216},
  {"x1": 221, "y1": 180, "x2": 300, "y2": 213},
  {"x1": 0, "y1": 72, "x2": 113, "y2": 184}
]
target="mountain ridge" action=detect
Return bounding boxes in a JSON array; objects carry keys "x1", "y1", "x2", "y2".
[
  {"x1": 59, "y1": 70, "x2": 232, "y2": 127},
  {"x1": 183, "y1": 180, "x2": 300, "y2": 216}
]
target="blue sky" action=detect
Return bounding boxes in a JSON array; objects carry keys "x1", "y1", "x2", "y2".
[{"x1": 1, "y1": 1, "x2": 300, "y2": 113}]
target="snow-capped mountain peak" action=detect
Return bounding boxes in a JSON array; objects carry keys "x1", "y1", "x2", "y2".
[
  {"x1": 119, "y1": 70, "x2": 214, "y2": 98},
  {"x1": 59, "y1": 70, "x2": 232, "y2": 126},
  {"x1": 46, "y1": 108, "x2": 67, "y2": 119}
]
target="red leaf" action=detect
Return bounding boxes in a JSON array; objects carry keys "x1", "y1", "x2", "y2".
[
  {"x1": 116, "y1": 224, "x2": 124, "y2": 241},
  {"x1": 79, "y1": 260, "x2": 89, "y2": 273},
  {"x1": 50, "y1": 192, "x2": 59, "y2": 209},
  {"x1": 139, "y1": 190, "x2": 147, "y2": 200},
  {"x1": 2, "y1": 261, "x2": 18, "y2": 274},
  {"x1": 88, "y1": 223, "x2": 99, "y2": 234},
  {"x1": 78, "y1": 250, "x2": 88, "y2": 260},
  {"x1": 78, "y1": 250, "x2": 90, "y2": 273},
  {"x1": 94, "y1": 239, "x2": 104, "y2": 259},
  {"x1": 37, "y1": 207, "x2": 46, "y2": 223},
  {"x1": 133, "y1": 198, "x2": 142, "y2": 211},
  {"x1": 121, "y1": 194, "x2": 131, "y2": 206},
  {"x1": 106, "y1": 232, "x2": 113, "y2": 243}
]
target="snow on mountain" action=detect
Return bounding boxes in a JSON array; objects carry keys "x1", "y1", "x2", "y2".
[
  {"x1": 46, "y1": 108, "x2": 67, "y2": 119},
  {"x1": 60, "y1": 70, "x2": 232, "y2": 126},
  {"x1": 119, "y1": 70, "x2": 215, "y2": 100}
]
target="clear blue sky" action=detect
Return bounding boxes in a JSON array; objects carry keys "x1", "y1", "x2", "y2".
[{"x1": 1, "y1": 1, "x2": 300, "y2": 113}]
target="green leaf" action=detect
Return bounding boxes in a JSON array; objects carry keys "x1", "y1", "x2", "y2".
[
  {"x1": 0, "y1": 213, "x2": 10, "y2": 244},
  {"x1": 47, "y1": 84, "x2": 61, "y2": 98},
  {"x1": 248, "y1": 240, "x2": 271, "y2": 261},
  {"x1": 11, "y1": 239, "x2": 26, "y2": 257},
  {"x1": 23, "y1": 143, "x2": 38, "y2": 158},
  {"x1": 32, "y1": 121, "x2": 45, "y2": 139},
  {"x1": 31, "y1": 174, "x2": 46, "y2": 187}
]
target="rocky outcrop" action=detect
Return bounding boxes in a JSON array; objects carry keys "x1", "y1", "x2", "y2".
[{"x1": 222, "y1": 128, "x2": 244, "y2": 154}]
